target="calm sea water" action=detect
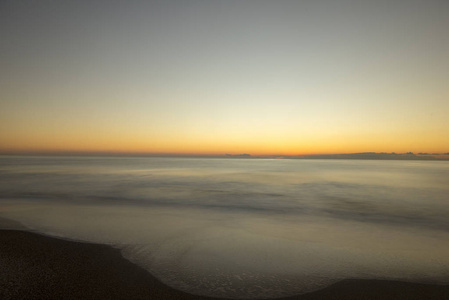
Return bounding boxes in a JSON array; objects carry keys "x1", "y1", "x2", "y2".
[{"x1": 1, "y1": 156, "x2": 449, "y2": 298}]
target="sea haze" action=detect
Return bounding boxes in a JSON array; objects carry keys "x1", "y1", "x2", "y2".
[{"x1": 1, "y1": 156, "x2": 449, "y2": 299}]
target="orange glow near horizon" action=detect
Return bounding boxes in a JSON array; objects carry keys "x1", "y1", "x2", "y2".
[{"x1": 1, "y1": 126, "x2": 448, "y2": 156}]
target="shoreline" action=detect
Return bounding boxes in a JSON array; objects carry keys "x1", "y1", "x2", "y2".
[{"x1": 1, "y1": 229, "x2": 449, "y2": 300}]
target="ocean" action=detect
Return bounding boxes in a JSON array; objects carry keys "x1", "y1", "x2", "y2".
[{"x1": 1, "y1": 156, "x2": 448, "y2": 298}]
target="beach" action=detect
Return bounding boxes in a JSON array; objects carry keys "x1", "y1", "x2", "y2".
[
  {"x1": 1, "y1": 156, "x2": 449, "y2": 299},
  {"x1": 0, "y1": 229, "x2": 209, "y2": 300},
  {"x1": 1, "y1": 229, "x2": 449, "y2": 300},
  {"x1": 2, "y1": 0, "x2": 449, "y2": 297}
]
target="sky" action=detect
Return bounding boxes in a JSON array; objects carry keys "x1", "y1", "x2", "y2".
[{"x1": 1, "y1": 0, "x2": 448, "y2": 156}]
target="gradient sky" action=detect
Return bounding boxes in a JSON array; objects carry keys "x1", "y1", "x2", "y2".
[{"x1": 1, "y1": 0, "x2": 448, "y2": 155}]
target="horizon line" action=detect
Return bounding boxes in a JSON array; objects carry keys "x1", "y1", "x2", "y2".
[{"x1": 1, "y1": 150, "x2": 449, "y2": 159}]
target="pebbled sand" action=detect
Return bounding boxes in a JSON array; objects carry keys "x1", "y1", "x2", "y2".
[{"x1": 1, "y1": 229, "x2": 448, "y2": 300}]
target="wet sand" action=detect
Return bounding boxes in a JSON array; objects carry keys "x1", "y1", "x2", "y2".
[{"x1": 1, "y1": 229, "x2": 448, "y2": 300}]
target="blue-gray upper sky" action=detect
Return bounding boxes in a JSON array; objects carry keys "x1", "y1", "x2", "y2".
[{"x1": 1, "y1": 0, "x2": 448, "y2": 154}]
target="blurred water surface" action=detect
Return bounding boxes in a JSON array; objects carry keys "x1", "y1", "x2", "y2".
[{"x1": 1, "y1": 156, "x2": 449, "y2": 298}]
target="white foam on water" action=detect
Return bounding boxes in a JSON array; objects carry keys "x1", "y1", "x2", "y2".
[{"x1": 2, "y1": 202, "x2": 449, "y2": 299}]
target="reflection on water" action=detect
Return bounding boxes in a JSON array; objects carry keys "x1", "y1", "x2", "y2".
[{"x1": 1, "y1": 156, "x2": 449, "y2": 298}]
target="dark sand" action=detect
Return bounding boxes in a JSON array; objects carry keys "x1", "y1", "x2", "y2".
[{"x1": 1, "y1": 230, "x2": 448, "y2": 300}]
